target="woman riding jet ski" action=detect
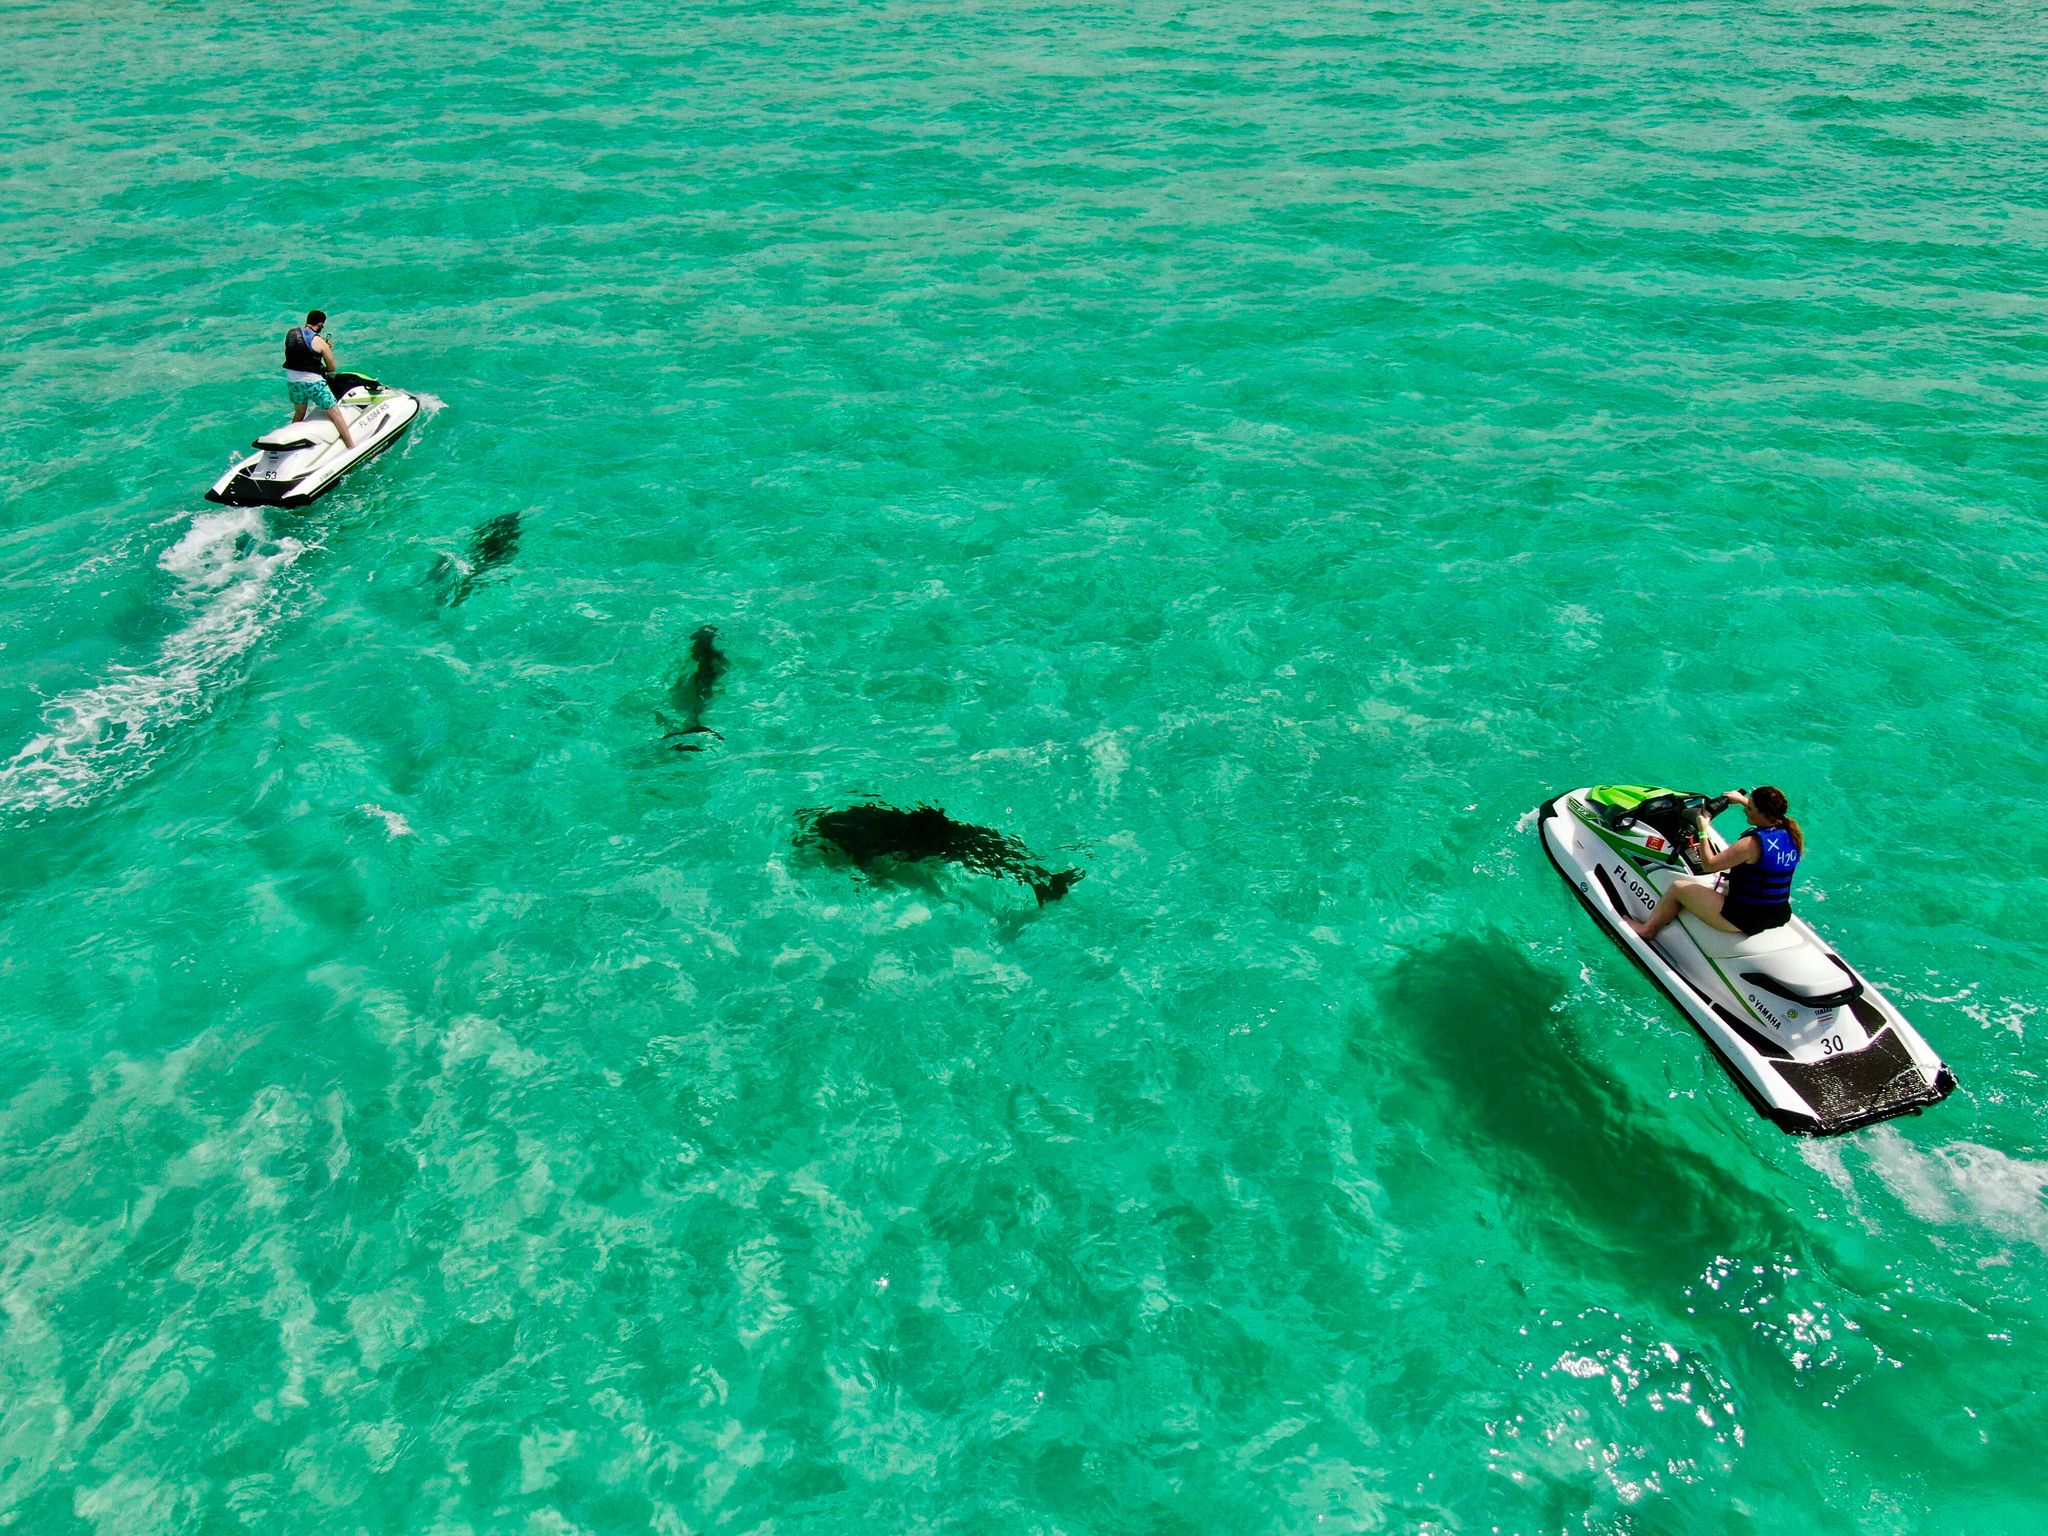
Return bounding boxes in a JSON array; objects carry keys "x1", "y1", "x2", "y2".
[
  {"x1": 1631, "y1": 786, "x2": 1801, "y2": 943},
  {"x1": 1537, "y1": 784, "x2": 1955, "y2": 1136}
]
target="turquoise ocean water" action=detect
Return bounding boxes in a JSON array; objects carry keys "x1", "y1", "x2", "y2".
[{"x1": 3, "y1": 1, "x2": 2046, "y2": 1529}]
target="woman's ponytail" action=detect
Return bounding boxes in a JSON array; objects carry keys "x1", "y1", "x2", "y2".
[{"x1": 1752, "y1": 784, "x2": 1802, "y2": 855}]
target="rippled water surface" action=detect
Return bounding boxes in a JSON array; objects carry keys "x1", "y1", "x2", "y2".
[{"x1": 3, "y1": 1, "x2": 2046, "y2": 1530}]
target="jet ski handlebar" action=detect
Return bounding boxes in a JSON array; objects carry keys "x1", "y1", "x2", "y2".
[
  {"x1": 1607, "y1": 792, "x2": 1737, "y2": 870},
  {"x1": 1597, "y1": 791, "x2": 1730, "y2": 874},
  {"x1": 1610, "y1": 790, "x2": 1728, "y2": 830}
]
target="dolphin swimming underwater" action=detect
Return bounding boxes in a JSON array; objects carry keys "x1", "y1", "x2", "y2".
[
  {"x1": 431, "y1": 511, "x2": 523, "y2": 606},
  {"x1": 662, "y1": 625, "x2": 728, "y2": 750},
  {"x1": 796, "y1": 801, "x2": 1083, "y2": 905}
]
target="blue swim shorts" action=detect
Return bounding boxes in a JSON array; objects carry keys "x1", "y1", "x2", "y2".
[{"x1": 287, "y1": 377, "x2": 337, "y2": 410}]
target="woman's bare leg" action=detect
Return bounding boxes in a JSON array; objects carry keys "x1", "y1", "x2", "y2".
[{"x1": 1632, "y1": 878, "x2": 1741, "y2": 941}]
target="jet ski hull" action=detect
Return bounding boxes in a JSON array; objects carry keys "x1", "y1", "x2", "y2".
[
  {"x1": 206, "y1": 378, "x2": 419, "y2": 509},
  {"x1": 1538, "y1": 787, "x2": 1955, "y2": 1136}
]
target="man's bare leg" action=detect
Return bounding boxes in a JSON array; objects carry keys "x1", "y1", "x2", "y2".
[{"x1": 324, "y1": 404, "x2": 357, "y2": 449}]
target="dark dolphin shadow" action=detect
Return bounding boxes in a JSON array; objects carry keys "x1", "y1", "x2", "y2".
[
  {"x1": 795, "y1": 800, "x2": 1082, "y2": 906},
  {"x1": 659, "y1": 625, "x2": 727, "y2": 751},
  {"x1": 430, "y1": 511, "x2": 523, "y2": 607}
]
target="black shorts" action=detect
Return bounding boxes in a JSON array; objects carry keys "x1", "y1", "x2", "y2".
[{"x1": 1722, "y1": 901, "x2": 1790, "y2": 936}]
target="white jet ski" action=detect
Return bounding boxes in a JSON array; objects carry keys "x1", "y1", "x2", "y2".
[
  {"x1": 205, "y1": 372, "x2": 419, "y2": 509},
  {"x1": 1537, "y1": 785, "x2": 1955, "y2": 1136}
]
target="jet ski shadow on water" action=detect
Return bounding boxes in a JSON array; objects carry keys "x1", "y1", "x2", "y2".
[
  {"x1": 659, "y1": 626, "x2": 727, "y2": 751},
  {"x1": 1376, "y1": 934, "x2": 1804, "y2": 1287},
  {"x1": 430, "y1": 512, "x2": 523, "y2": 607},
  {"x1": 795, "y1": 801, "x2": 1083, "y2": 906},
  {"x1": 1537, "y1": 785, "x2": 1956, "y2": 1136},
  {"x1": 206, "y1": 372, "x2": 419, "y2": 509}
]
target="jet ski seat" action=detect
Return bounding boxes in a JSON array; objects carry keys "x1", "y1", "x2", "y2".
[
  {"x1": 253, "y1": 422, "x2": 338, "y2": 451},
  {"x1": 1678, "y1": 914, "x2": 1863, "y2": 1008},
  {"x1": 1683, "y1": 921, "x2": 1801, "y2": 960}
]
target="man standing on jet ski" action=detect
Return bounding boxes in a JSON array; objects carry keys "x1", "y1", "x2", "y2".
[
  {"x1": 1631, "y1": 786, "x2": 1803, "y2": 942},
  {"x1": 282, "y1": 310, "x2": 356, "y2": 449}
]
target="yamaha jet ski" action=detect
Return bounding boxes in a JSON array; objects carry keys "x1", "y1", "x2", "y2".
[
  {"x1": 205, "y1": 372, "x2": 419, "y2": 509},
  {"x1": 1537, "y1": 785, "x2": 1955, "y2": 1136}
]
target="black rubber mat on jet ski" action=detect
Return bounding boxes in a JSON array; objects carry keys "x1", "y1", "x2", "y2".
[
  {"x1": 210, "y1": 472, "x2": 291, "y2": 507},
  {"x1": 1775, "y1": 1028, "x2": 1930, "y2": 1131}
]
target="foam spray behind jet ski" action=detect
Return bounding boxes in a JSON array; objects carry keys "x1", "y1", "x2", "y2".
[{"x1": 1537, "y1": 784, "x2": 1954, "y2": 1136}]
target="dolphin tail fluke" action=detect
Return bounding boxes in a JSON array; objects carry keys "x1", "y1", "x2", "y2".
[
  {"x1": 430, "y1": 554, "x2": 473, "y2": 607},
  {"x1": 662, "y1": 723, "x2": 725, "y2": 753},
  {"x1": 1033, "y1": 868, "x2": 1084, "y2": 905}
]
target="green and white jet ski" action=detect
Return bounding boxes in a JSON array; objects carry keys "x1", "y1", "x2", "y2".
[
  {"x1": 1537, "y1": 785, "x2": 1955, "y2": 1136},
  {"x1": 205, "y1": 372, "x2": 419, "y2": 509}
]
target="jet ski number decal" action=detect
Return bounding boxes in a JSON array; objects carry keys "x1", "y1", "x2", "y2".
[{"x1": 1618, "y1": 867, "x2": 1658, "y2": 909}]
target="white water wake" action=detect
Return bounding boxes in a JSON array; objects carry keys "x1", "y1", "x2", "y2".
[
  {"x1": 1808, "y1": 1128, "x2": 2048, "y2": 1255},
  {"x1": 1869, "y1": 1133, "x2": 2048, "y2": 1253},
  {"x1": 0, "y1": 508, "x2": 310, "y2": 818}
]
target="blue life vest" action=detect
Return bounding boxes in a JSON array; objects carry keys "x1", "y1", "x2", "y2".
[
  {"x1": 1726, "y1": 825, "x2": 1799, "y2": 913},
  {"x1": 282, "y1": 326, "x2": 324, "y2": 374}
]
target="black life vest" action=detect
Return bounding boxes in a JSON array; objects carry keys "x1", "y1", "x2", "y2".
[{"x1": 282, "y1": 326, "x2": 325, "y2": 374}]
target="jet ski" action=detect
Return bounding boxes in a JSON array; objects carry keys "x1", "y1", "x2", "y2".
[
  {"x1": 205, "y1": 372, "x2": 419, "y2": 509},
  {"x1": 1537, "y1": 785, "x2": 1955, "y2": 1136}
]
